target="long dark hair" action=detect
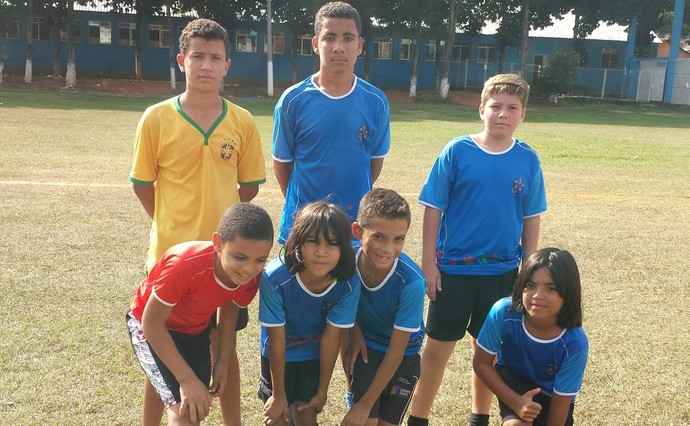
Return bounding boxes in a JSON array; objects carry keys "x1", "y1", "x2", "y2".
[
  {"x1": 511, "y1": 247, "x2": 583, "y2": 328},
  {"x1": 282, "y1": 201, "x2": 356, "y2": 281}
]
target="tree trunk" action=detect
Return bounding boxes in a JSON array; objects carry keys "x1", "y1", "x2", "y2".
[
  {"x1": 167, "y1": 2, "x2": 176, "y2": 90},
  {"x1": 66, "y1": 0, "x2": 76, "y2": 86},
  {"x1": 440, "y1": 0, "x2": 457, "y2": 99},
  {"x1": 519, "y1": 0, "x2": 530, "y2": 77},
  {"x1": 135, "y1": 7, "x2": 143, "y2": 80},
  {"x1": 52, "y1": 7, "x2": 62, "y2": 77},
  {"x1": 25, "y1": 0, "x2": 34, "y2": 84},
  {"x1": 409, "y1": 24, "x2": 422, "y2": 99},
  {"x1": 0, "y1": 60, "x2": 4, "y2": 84},
  {"x1": 291, "y1": 33, "x2": 298, "y2": 83}
]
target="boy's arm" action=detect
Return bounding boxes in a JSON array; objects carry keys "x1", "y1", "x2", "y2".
[
  {"x1": 210, "y1": 301, "x2": 239, "y2": 397},
  {"x1": 521, "y1": 215, "x2": 541, "y2": 261},
  {"x1": 141, "y1": 297, "x2": 212, "y2": 423},
  {"x1": 299, "y1": 323, "x2": 341, "y2": 414},
  {"x1": 273, "y1": 160, "x2": 292, "y2": 198},
  {"x1": 545, "y1": 394, "x2": 572, "y2": 426},
  {"x1": 421, "y1": 206, "x2": 442, "y2": 300},
  {"x1": 472, "y1": 348, "x2": 541, "y2": 423},
  {"x1": 370, "y1": 158, "x2": 384, "y2": 184},
  {"x1": 341, "y1": 329, "x2": 410, "y2": 426},
  {"x1": 263, "y1": 326, "x2": 290, "y2": 424},
  {"x1": 238, "y1": 183, "x2": 259, "y2": 202},
  {"x1": 132, "y1": 183, "x2": 155, "y2": 219}
]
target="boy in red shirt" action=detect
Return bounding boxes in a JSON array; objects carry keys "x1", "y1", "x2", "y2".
[{"x1": 127, "y1": 203, "x2": 273, "y2": 425}]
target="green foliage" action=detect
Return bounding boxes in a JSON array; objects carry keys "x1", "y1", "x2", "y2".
[{"x1": 531, "y1": 48, "x2": 580, "y2": 100}]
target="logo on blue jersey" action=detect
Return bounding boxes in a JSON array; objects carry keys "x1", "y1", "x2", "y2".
[
  {"x1": 358, "y1": 124, "x2": 370, "y2": 142},
  {"x1": 220, "y1": 139, "x2": 236, "y2": 160},
  {"x1": 545, "y1": 362, "x2": 560, "y2": 376},
  {"x1": 512, "y1": 178, "x2": 524, "y2": 194}
]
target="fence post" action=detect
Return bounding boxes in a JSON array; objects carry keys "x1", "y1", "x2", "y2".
[{"x1": 601, "y1": 68, "x2": 608, "y2": 99}]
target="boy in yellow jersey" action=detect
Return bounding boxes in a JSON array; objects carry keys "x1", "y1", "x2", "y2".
[{"x1": 129, "y1": 18, "x2": 265, "y2": 426}]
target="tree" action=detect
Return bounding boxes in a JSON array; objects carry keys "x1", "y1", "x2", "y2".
[
  {"x1": 24, "y1": 0, "x2": 34, "y2": 83},
  {"x1": 271, "y1": 0, "x2": 318, "y2": 83},
  {"x1": 531, "y1": 48, "x2": 579, "y2": 99},
  {"x1": 65, "y1": 0, "x2": 76, "y2": 86}
]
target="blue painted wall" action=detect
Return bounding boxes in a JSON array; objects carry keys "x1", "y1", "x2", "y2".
[{"x1": 0, "y1": 7, "x2": 653, "y2": 96}]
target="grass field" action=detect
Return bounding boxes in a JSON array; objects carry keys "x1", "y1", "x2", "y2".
[{"x1": 1, "y1": 88, "x2": 689, "y2": 426}]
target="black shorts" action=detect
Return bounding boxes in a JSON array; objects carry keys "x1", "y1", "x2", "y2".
[
  {"x1": 350, "y1": 347, "x2": 420, "y2": 425},
  {"x1": 425, "y1": 269, "x2": 517, "y2": 341},
  {"x1": 126, "y1": 312, "x2": 211, "y2": 407},
  {"x1": 210, "y1": 306, "x2": 249, "y2": 331},
  {"x1": 257, "y1": 356, "x2": 320, "y2": 405},
  {"x1": 496, "y1": 365, "x2": 575, "y2": 426}
]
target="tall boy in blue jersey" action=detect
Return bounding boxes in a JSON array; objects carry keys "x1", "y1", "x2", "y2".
[
  {"x1": 408, "y1": 74, "x2": 547, "y2": 426},
  {"x1": 342, "y1": 188, "x2": 426, "y2": 426},
  {"x1": 272, "y1": 1, "x2": 391, "y2": 243}
]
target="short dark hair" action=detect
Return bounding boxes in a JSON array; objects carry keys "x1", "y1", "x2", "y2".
[
  {"x1": 217, "y1": 203, "x2": 274, "y2": 243},
  {"x1": 283, "y1": 201, "x2": 356, "y2": 280},
  {"x1": 179, "y1": 18, "x2": 229, "y2": 56},
  {"x1": 357, "y1": 188, "x2": 411, "y2": 228},
  {"x1": 314, "y1": 1, "x2": 361, "y2": 36},
  {"x1": 511, "y1": 247, "x2": 583, "y2": 328}
]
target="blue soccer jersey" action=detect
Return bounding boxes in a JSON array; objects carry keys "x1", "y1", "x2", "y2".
[
  {"x1": 273, "y1": 75, "x2": 391, "y2": 243},
  {"x1": 259, "y1": 258, "x2": 361, "y2": 362},
  {"x1": 355, "y1": 250, "x2": 426, "y2": 356},
  {"x1": 477, "y1": 297, "x2": 589, "y2": 400},
  {"x1": 418, "y1": 136, "x2": 547, "y2": 275}
]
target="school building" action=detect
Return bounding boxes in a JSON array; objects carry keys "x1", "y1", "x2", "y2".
[{"x1": 2, "y1": 6, "x2": 689, "y2": 104}]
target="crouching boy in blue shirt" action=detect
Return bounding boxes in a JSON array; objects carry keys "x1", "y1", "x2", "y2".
[{"x1": 342, "y1": 188, "x2": 426, "y2": 426}]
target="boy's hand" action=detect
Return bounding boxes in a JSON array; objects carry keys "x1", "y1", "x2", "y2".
[
  {"x1": 345, "y1": 326, "x2": 367, "y2": 375},
  {"x1": 422, "y1": 262, "x2": 442, "y2": 301},
  {"x1": 296, "y1": 390, "x2": 327, "y2": 414},
  {"x1": 340, "y1": 401, "x2": 370, "y2": 426},
  {"x1": 209, "y1": 359, "x2": 229, "y2": 396},
  {"x1": 178, "y1": 377, "x2": 212, "y2": 423},
  {"x1": 511, "y1": 388, "x2": 542, "y2": 422},
  {"x1": 262, "y1": 395, "x2": 290, "y2": 425}
]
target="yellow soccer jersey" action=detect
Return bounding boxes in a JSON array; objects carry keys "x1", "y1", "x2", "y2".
[{"x1": 130, "y1": 96, "x2": 266, "y2": 271}]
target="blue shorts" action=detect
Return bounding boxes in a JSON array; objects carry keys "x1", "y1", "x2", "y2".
[
  {"x1": 126, "y1": 312, "x2": 211, "y2": 408},
  {"x1": 425, "y1": 269, "x2": 517, "y2": 341},
  {"x1": 350, "y1": 347, "x2": 420, "y2": 425},
  {"x1": 257, "y1": 355, "x2": 320, "y2": 405}
]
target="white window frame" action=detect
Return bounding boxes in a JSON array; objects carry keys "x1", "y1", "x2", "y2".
[
  {"x1": 118, "y1": 22, "x2": 136, "y2": 46},
  {"x1": 88, "y1": 20, "x2": 111, "y2": 45},
  {"x1": 372, "y1": 37, "x2": 392, "y2": 60},
  {"x1": 148, "y1": 24, "x2": 170, "y2": 48},
  {"x1": 263, "y1": 32, "x2": 285, "y2": 54},
  {"x1": 236, "y1": 29, "x2": 257, "y2": 53}
]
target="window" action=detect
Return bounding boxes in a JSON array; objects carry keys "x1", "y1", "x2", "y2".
[
  {"x1": 119, "y1": 22, "x2": 137, "y2": 46},
  {"x1": 399, "y1": 38, "x2": 414, "y2": 60},
  {"x1": 149, "y1": 24, "x2": 170, "y2": 48},
  {"x1": 236, "y1": 29, "x2": 257, "y2": 53},
  {"x1": 263, "y1": 32, "x2": 285, "y2": 54},
  {"x1": 477, "y1": 43, "x2": 496, "y2": 64},
  {"x1": 89, "y1": 20, "x2": 111, "y2": 44},
  {"x1": 296, "y1": 34, "x2": 312, "y2": 56},
  {"x1": 32, "y1": 17, "x2": 50, "y2": 41},
  {"x1": 601, "y1": 48, "x2": 619, "y2": 69},
  {"x1": 372, "y1": 37, "x2": 392, "y2": 60},
  {"x1": 60, "y1": 20, "x2": 81, "y2": 43},
  {"x1": 425, "y1": 40, "x2": 436, "y2": 61},
  {"x1": 0, "y1": 16, "x2": 19, "y2": 39},
  {"x1": 533, "y1": 54, "x2": 547, "y2": 77},
  {"x1": 452, "y1": 43, "x2": 470, "y2": 61}
]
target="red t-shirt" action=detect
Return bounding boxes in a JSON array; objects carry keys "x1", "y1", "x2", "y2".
[{"x1": 130, "y1": 241, "x2": 259, "y2": 335}]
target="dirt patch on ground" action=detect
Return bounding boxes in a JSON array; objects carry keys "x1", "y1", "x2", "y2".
[{"x1": 1, "y1": 75, "x2": 482, "y2": 105}]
